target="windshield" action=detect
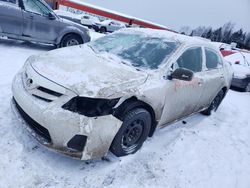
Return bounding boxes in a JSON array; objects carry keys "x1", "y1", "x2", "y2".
[{"x1": 89, "y1": 33, "x2": 180, "y2": 69}]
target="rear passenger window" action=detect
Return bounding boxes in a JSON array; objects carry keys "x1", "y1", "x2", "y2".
[
  {"x1": 176, "y1": 47, "x2": 203, "y2": 73},
  {"x1": 205, "y1": 49, "x2": 222, "y2": 70}
]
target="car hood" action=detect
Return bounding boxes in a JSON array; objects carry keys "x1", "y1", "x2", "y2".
[
  {"x1": 29, "y1": 45, "x2": 148, "y2": 98},
  {"x1": 61, "y1": 17, "x2": 88, "y2": 30}
]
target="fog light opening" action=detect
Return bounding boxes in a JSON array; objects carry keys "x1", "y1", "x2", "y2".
[{"x1": 67, "y1": 135, "x2": 87, "y2": 152}]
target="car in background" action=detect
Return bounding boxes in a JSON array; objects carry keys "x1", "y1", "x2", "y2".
[
  {"x1": 93, "y1": 20, "x2": 126, "y2": 33},
  {"x1": 224, "y1": 51, "x2": 250, "y2": 92},
  {"x1": 12, "y1": 28, "x2": 233, "y2": 160},
  {"x1": 80, "y1": 15, "x2": 100, "y2": 28},
  {"x1": 0, "y1": 0, "x2": 90, "y2": 47}
]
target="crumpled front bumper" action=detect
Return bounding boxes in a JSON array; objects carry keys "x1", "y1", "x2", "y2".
[{"x1": 12, "y1": 72, "x2": 122, "y2": 160}]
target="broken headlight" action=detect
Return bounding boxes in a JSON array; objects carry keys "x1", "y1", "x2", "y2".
[{"x1": 62, "y1": 97, "x2": 120, "y2": 117}]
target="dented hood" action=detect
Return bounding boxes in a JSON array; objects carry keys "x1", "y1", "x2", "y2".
[{"x1": 30, "y1": 45, "x2": 148, "y2": 97}]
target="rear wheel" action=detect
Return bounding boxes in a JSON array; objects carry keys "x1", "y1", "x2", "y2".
[
  {"x1": 100, "y1": 27, "x2": 107, "y2": 33},
  {"x1": 201, "y1": 90, "x2": 224, "y2": 116},
  {"x1": 60, "y1": 34, "x2": 83, "y2": 48},
  {"x1": 110, "y1": 108, "x2": 151, "y2": 157}
]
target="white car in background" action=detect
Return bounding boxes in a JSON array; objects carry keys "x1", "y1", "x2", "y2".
[
  {"x1": 212, "y1": 42, "x2": 250, "y2": 92},
  {"x1": 93, "y1": 20, "x2": 126, "y2": 33},
  {"x1": 80, "y1": 15, "x2": 100, "y2": 28},
  {"x1": 224, "y1": 51, "x2": 250, "y2": 92}
]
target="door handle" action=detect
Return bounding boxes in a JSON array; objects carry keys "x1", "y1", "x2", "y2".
[{"x1": 28, "y1": 15, "x2": 34, "y2": 19}]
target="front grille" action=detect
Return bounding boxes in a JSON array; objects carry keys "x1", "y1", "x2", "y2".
[
  {"x1": 13, "y1": 98, "x2": 52, "y2": 143},
  {"x1": 37, "y1": 87, "x2": 63, "y2": 97}
]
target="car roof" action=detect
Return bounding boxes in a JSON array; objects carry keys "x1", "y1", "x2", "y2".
[{"x1": 117, "y1": 28, "x2": 217, "y2": 49}]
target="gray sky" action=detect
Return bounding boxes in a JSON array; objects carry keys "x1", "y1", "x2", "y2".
[{"x1": 78, "y1": 0, "x2": 250, "y2": 32}]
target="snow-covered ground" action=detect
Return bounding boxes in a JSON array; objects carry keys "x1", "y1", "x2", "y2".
[{"x1": 0, "y1": 32, "x2": 250, "y2": 188}]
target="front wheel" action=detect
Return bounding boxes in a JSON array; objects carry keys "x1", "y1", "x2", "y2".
[
  {"x1": 110, "y1": 108, "x2": 151, "y2": 157},
  {"x1": 60, "y1": 34, "x2": 83, "y2": 48},
  {"x1": 201, "y1": 90, "x2": 224, "y2": 116},
  {"x1": 100, "y1": 27, "x2": 107, "y2": 33}
]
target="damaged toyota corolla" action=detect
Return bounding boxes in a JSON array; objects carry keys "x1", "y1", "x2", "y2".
[{"x1": 12, "y1": 28, "x2": 233, "y2": 160}]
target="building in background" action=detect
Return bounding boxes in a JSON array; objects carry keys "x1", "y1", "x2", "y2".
[{"x1": 44, "y1": 0, "x2": 175, "y2": 32}]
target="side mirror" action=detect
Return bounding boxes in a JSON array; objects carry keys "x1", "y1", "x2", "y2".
[
  {"x1": 48, "y1": 13, "x2": 56, "y2": 20},
  {"x1": 169, "y1": 68, "x2": 194, "y2": 81}
]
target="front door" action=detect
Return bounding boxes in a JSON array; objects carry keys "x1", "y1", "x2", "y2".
[
  {"x1": 21, "y1": 0, "x2": 59, "y2": 42},
  {"x1": 159, "y1": 47, "x2": 205, "y2": 125},
  {"x1": 0, "y1": 0, "x2": 23, "y2": 35}
]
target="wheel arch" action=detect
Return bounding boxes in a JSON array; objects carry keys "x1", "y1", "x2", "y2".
[
  {"x1": 58, "y1": 32, "x2": 84, "y2": 46},
  {"x1": 114, "y1": 96, "x2": 157, "y2": 137}
]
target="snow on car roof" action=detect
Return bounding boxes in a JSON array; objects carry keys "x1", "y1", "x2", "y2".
[{"x1": 117, "y1": 28, "x2": 215, "y2": 47}]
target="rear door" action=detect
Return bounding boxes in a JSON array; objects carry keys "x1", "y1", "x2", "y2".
[
  {"x1": 0, "y1": 0, "x2": 23, "y2": 35},
  {"x1": 196, "y1": 48, "x2": 225, "y2": 110},
  {"x1": 21, "y1": 0, "x2": 60, "y2": 42}
]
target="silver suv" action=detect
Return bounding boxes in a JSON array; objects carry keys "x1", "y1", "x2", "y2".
[{"x1": 0, "y1": 0, "x2": 91, "y2": 47}]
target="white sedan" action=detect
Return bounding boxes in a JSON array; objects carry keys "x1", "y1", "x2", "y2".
[
  {"x1": 80, "y1": 15, "x2": 100, "y2": 28},
  {"x1": 12, "y1": 29, "x2": 233, "y2": 160},
  {"x1": 93, "y1": 20, "x2": 126, "y2": 33}
]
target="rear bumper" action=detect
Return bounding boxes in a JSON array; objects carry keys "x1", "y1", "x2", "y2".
[
  {"x1": 231, "y1": 77, "x2": 250, "y2": 89},
  {"x1": 12, "y1": 71, "x2": 122, "y2": 160}
]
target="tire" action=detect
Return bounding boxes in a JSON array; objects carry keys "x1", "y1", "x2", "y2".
[
  {"x1": 100, "y1": 27, "x2": 107, "y2": 33},
  {"x1": 110, "y1": 108, "x2": 151, "y2": 157},
  {"x1": 245, "y1": 82, "x2": 250, "y2": 92},
  {"x1": 60, "y1": 34, "x2": 83, "y2": 48},
  {"x1": 201, "y1": 90, "x2": 224, "y2": 116}
]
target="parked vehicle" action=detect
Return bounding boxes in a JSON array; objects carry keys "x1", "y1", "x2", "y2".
[
  {"x1": 212, "y1": 42, "x2": 250, "y2": 92},
  {"x1": 223, "y1": 51, "x2": 250, "y2": 92},
  {"x1": 80, "y1": 14, "x2": 100, "y2": 28},
  {"x1": 0, "y1": 0, "x2": 90, "y2": 47},
  {"x1": 12, "y1": 28, "x2": 233, "y2": 160},
  {"x1": 93, "y1": 20, "x2": 126, "y2": 33}
]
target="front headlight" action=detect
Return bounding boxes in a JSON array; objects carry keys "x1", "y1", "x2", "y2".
[{"x1": 62, "y1": 97, "x2": 120, "y2": 117}]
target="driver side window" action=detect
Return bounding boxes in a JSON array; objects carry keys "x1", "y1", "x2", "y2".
[
  {"x1": 23, "y1": 0, "x2": 50, "y2": 15},
  {"x1": 173, "y1": 47, "x2": 203, "y2": 73}
]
